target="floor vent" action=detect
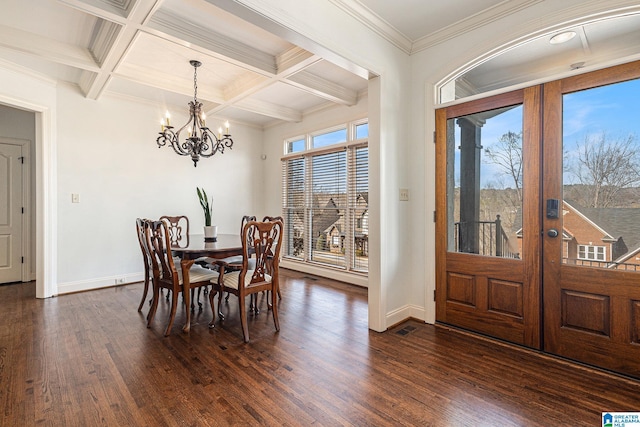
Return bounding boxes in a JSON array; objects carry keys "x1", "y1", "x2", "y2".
[
  {"x1": 303, "y1": 276, "x2": 318, "y2": 281},
  {"x1": 396, "y1": 325, "x2": 417, "y2": 336}
]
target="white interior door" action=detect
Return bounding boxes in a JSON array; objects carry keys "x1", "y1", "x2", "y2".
[{"x1": 0, "y1": 142, "x2": 22, "y2": 283}]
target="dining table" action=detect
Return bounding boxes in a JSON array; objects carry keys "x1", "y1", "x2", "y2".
[{"x1": 171, "y1": 233, "x2": 243, "y2": 333}]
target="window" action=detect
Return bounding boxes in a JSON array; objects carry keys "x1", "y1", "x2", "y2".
[
  {"x1": 282, "y1": 120, "x2": 368, "y2": 274},
  {"x1": 287, "y1": 138, "x2": 305, "y2": 153},
  {"x1": 578, "y1": 245, "x2": 606, "y2": 261},
  {"x1": 312, "y1": 128, "x2": 347, "y2": 148}
]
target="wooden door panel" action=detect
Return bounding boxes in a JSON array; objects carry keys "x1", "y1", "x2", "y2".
[
  {"x1": 443, "y1": 254, "x2": 527, "y2": 344},
  {"x1": 436, "y1": 87, "x2": 542, "y2": 349},
  {"x1": 544, "y1": 265, "x2": 640, "y2": 377}
]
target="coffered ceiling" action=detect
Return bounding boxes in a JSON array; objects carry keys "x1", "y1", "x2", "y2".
[{"x1": 1, "y1": 0, "x2": 639, "y2": 127}]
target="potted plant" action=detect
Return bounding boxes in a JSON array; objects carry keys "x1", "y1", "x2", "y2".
[{"x1": 197, "y1": 187, "x2": 217, "y2": 240}]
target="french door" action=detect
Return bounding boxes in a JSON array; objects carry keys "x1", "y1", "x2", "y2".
[{"x1": 436, "y1": 60, "x2": 640, "y2": 378}]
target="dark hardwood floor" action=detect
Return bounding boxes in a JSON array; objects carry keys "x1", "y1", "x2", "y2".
[{"x1": 1, "y1": 269, "x2": 639, "y2": 426}]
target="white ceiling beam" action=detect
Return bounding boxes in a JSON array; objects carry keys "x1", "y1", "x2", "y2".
[
  {"x1": 57, "y1": 0, "x2": 130, "y2": 24},
  {"x1": 231, "y1": 98, "x2": 302, "y2": 122},
  {"x1": 286, "y1": 71, "x2": 357, "y2": 106},
  {"x1": 0, "y1": 25, "x2": 99, "y2": 72},
  {"x1": 146, "y1": 9, "x2": 277, "y2": 76},
  {"x1": 276, "y1": 47, "x2": 321, "y2": 76}
]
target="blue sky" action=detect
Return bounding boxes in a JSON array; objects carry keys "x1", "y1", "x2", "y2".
[{"x1": 455, "y1": 77, "x2": 640, "y2": 189}]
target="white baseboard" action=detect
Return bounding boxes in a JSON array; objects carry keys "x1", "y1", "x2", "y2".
[
  {"x1": 57, "y1": 273, "x2": 144, "y2": 295},
  {"x1": 385, "y1": 304, "x2": 426, "y2": 329}
]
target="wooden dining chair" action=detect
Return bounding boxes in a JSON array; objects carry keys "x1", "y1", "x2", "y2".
[
  {"x1": 159, "y1": 215, "x2": 190, "y2": 248},
  {"x1": 206, "y1": 215, "x2": 257, "y2": 304},
  {"x1": 262, "y1": 216, "x2": 284, "y2": 301},
  {"x1": 145, "y1": 219, "x2": 219, "y2": 336},
  {"x1": 209, "y1": 218, "x2": 283, "y2": 342},
  {"x1": 135, "y1": 218, "x2": 153, "y2": 313}
]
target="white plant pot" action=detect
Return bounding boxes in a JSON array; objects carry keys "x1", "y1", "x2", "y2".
[{"x1": 204, "y1": 225, "x2": 218, "y2": 240}]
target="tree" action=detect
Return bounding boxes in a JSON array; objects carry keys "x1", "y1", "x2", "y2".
[
  {"x1": 484, "y1": 131, "x2": 523, "y2": 203},
  {"x1": 568, "y1": 132, "x2": 640, "y2": 208}
]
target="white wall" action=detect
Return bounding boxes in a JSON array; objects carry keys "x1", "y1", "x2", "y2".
[{"x1": 54, "y1": 83, "x2": 263, "y2": 293}]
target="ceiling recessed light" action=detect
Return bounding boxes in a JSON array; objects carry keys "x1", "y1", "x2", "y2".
[
  {"x1": 550, "y1": 31, "x2": 577, "y2": 44},
  {"x1": 570, "y1": 62, "x2": 585, "y2": 70}
]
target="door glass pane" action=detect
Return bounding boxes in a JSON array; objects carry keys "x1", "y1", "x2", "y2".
[
  {"x1": 562, "y1": 78, "x2": 640, "y2": 271},
  {"x1": 447, "y1": 105, "x2": 523, "y2": 259}
]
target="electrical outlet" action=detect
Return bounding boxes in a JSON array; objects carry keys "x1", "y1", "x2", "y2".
[
  {"x1": 115, "y1": 278, "x2": 126, "y2": 284},
  {"x1": 399, "y1": 188, "x2": 409, "y2": 201},
  {"x1": 71, "y1": 193, "x2": 80, "y2": 203}
]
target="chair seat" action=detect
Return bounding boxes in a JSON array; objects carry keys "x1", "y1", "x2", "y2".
[
  {"x1": 216, "y1": 270, "x2": 271, "y2": 290},
  {"x1": 177, "y1": 265, "x2": 219, "y2": 285},
  {"x1": 205, "y1": 256, "x2": 256, "y2": 271}
]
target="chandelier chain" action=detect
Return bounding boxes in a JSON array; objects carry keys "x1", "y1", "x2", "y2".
[{"x1": 193, "y1": 65, "x2": 198, "y2": 104}]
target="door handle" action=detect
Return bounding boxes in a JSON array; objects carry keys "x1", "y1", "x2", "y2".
[{"x1": 547, "y1": 228, "x2": 559, "y2": 238}]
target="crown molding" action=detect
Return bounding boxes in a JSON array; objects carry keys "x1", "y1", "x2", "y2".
[
  {"x1": 412, "y1": 0, "x2": 543, "y2": 53},
  {"x1": 329, "y1": 0, "x2": 412, "y2": 54}
]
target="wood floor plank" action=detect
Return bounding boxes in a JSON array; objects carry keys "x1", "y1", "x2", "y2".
[{"x1": 1, "y1": 269, "x2": 639, "y2": 426}]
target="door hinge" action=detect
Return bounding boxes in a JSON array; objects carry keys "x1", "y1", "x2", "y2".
[
  {"x1": 19, "y1": 156, "x2": 24, "y2": 164},
  {"x1": 433, "y1": 289, "x2": 436, "y2": 301},
  {"x1": 433, "y1": 210, "x2": 436, "y2": 222},
  {"x1": 21, "y1": 256, "x2": 24, "y2": 264},
  {"x1": 433, "y1": 131, "x2": 436, "y2": 143},
  {"x1": 21, "y1": 207, "x2": 24, "y2": 214}
]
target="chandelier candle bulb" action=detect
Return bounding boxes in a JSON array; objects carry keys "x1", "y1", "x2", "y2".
[
  {"x1": 165, "y1": 112, "x2": 170, "y2": 126},
  {"x1": 218, "y1": 127, "x2": 222, "y2": 139},
  {"x1": 225, "y1": 121, "x2": 229, "y2": 134}
]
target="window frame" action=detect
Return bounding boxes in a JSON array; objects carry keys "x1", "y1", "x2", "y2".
[
  {"x1": 577, "y1": 244, "x2": 606, "y2": 261},
  {"x1": 282, "y1": 119, "x2": 368, "y2": 275}
]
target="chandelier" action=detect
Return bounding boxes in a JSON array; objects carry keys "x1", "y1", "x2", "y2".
[{"x1": 156, "y1": 60, "x2": 233, "y2": 167}]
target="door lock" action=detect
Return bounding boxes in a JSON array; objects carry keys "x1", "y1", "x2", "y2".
[{"x1": 547, "y1": 228, "x2": 559, "y2": 238}]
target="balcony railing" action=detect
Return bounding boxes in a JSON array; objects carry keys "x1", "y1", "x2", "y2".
[
  {"x1": 563, "y1": 258, "x2": 640, "y2": 271},
  {"x1": 454, "y1": 215, "x2": 519, "y2": 259}
]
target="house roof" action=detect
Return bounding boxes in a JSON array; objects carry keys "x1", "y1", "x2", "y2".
[{"x1": 566, "y1": 200, "x2": 640, "y2": 250}]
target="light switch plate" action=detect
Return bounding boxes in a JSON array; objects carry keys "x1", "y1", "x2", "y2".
[
  {"x1": 71, "y1": 193, "x2": 80, "y2": 203},
  {"x1": 399, "y1": 188, "x2": 409, "y2": 201}
]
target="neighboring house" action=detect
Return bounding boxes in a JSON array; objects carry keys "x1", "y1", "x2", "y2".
[
  {"x1": 515, "y1": 200, "x2": 640, "y2": 270},
  {"x1": 562, "y1": 201, "x2": 640, "y2": 270},
  {"x1": 289, "y1": 192, "x2": 369, "y2": 257}
]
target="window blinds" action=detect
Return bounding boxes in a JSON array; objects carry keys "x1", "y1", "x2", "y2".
[{"x1": 282, "y1": 143, "x2": 368, "y2": 272}]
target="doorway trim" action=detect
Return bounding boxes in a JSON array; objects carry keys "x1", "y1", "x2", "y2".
[{"x1": 0, "y1": 95, "x2": 57, "y2": 298}]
